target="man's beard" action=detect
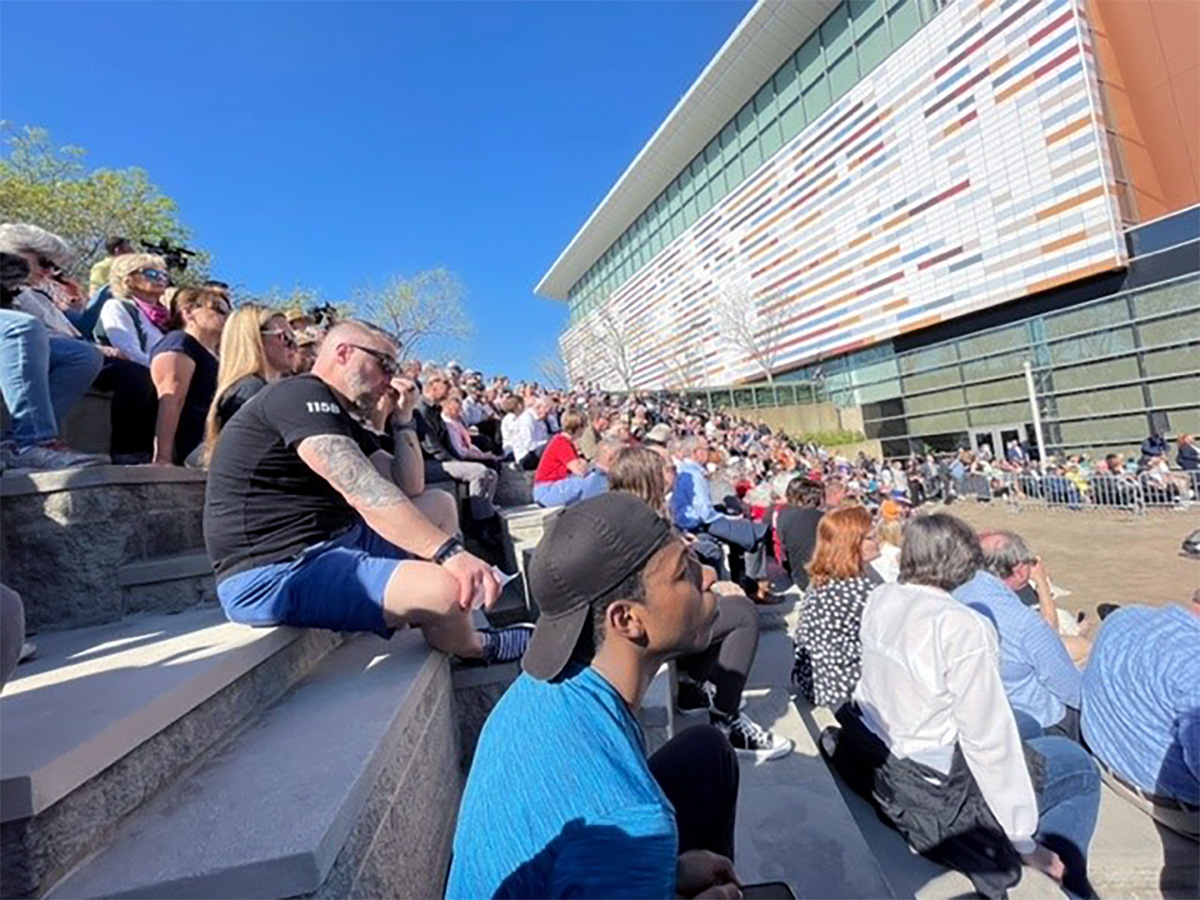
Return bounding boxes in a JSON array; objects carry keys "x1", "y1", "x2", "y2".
[{"x1": 345, "y1": 369, "x2": 384, "y2": 417}]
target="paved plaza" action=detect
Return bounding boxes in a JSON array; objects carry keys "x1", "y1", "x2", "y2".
[{"x1": 943, "y1": 500, "x2": 1200, "y2": 617}]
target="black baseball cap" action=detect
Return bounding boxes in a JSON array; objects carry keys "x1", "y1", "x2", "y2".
[{"x1": 523, "y1": 492, "x2": 674, "y2": 681}]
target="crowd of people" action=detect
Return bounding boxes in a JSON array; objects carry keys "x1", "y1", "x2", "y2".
[{"x1": 1, "y1": 221, "x2": 1196, "y2": 899}]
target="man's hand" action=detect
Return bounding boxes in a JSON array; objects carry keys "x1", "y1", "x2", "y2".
[
  {"x1": 1029, "y1": 557, "x2": 1052, "y2": 590},
  {"x1": 1021, "y1": 842, "x2": 1065, "y2": 883},
  {"x1": 390, "y1": 376, "x2": 419, "y2": 420},
  {"x1": 441, "y1": 551, "x2": 501, "y2": 611},
  {"x1": 676, "y1": 849, "x2": 741, "y2": 899}
]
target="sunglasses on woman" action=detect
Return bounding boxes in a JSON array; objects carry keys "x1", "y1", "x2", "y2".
[
  {"x1": 138, "y1": 268, "x2": 170, "y2": 284},
  {"x1": 261, "y1": 328, "x2": 297, "y2": 349}
]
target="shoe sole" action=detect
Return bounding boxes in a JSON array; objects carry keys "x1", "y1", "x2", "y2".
[{"x1": 732, "y1": 741, "x2": 794, "y2": 762}]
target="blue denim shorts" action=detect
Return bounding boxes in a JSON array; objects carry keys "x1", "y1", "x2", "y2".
[{"x1": 216, "y1": 522, "x2": 410, "y2": 638}]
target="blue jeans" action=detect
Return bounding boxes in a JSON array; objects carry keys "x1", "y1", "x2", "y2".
[
  {"x1": 0, "y1": 310, "x2": 103, "y2": 447},
  {"x1": 533, "y1": 475, "x2": 588, "y2": 508},
  {"x1": 1027, "y1": 735, "x2": 1101, "y2": 898}
]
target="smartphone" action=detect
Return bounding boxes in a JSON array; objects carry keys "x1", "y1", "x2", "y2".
[{"x1": 740, "y1": 881, "x2": 797, "y2": 900}]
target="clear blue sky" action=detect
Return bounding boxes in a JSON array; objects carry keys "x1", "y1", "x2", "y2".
[{"x1": 1, "y1": 0, "x2": 752, "y2": 380}]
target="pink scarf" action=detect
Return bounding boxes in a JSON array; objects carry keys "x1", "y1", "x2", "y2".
[{"x1": 135, "y1": 296, "x2": 171, "y2": 330}]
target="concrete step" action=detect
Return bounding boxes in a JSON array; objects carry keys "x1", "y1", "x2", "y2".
[
  {"x1": 731, "y1": 628, "x2": 895, "y2": 899},
  {"x1": 1089, "y1": 778, "x2": 1199, "y2": 898},
  {"x1": 117, "y1": 550, "x2": 217, "y2": 618},
  {"x1": 0, "y1": 467, "x2": 208, "y2": 631},
  {"x1": 1, "y1": 609, "x2": 342, "y2": 896},
  {"x1": 48, "y1": 631, "x2": 458, "y2": 900}
]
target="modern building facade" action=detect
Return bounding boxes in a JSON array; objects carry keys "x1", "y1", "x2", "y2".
[{"x1": 537, "y1": 0, "x2": 1199, "y2": 459}]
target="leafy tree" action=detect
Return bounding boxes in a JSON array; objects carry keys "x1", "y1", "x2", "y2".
[
  {"x1": 356, "y1": 267, "x2": 472, "y2": 359},
  {"x1": 0, "y1": 124, "x2": 207, "y2": 281}
]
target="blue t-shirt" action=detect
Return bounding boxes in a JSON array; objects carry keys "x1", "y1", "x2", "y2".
[{"x1": 446, "y1": 664, "x2": 678, "y2": 899}]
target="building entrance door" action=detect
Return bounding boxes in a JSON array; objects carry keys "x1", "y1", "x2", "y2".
[{"x1": 971, "y1": 423, "x2": 1039, "y2": 462}]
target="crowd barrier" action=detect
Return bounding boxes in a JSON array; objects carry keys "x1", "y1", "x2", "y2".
[{"x1": 959, "y1": 469, "x2": 1200, "y2": 516}]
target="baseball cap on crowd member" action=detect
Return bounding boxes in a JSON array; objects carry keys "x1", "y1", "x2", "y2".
[
  {"x1": 644, "y1": 423, "x2": 673, "y2": 446},
  {"x1": 523, "y1": 493, "x2": 673, "y2": 681}
]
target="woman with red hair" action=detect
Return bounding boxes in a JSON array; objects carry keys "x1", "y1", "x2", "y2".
[{"x1": 792, "y1": 505, "x2": 879, "y2": 707}]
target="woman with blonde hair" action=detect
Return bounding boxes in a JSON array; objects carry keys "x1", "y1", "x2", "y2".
[
  {"x1": 95, "y1": 253, "x2": 171, "y2": 365},
  {"x1": 203, "y1": 305, "x2": 295, "y2": 460},
  {"x1": 869, "y1": 516, "x2": 904, "y2": 584},
  {"x1": 792, "y1": 505, "x2": 879, "y2": 707},
  {"x1": 608, "y1": 444, "x2": 671, "y2": 516}
]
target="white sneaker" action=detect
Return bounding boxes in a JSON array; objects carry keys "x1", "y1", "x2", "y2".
[{"x1": 715, "y1": 711, "x2": 794, "y2": 761}]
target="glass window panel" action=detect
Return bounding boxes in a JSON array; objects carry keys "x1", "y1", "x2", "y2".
[
  {"x1": 1056, "y1": 386, "x2": 1145, "y2": 418},
  {"x1": 856, "y1": 17, "x2": 892, "y2": 75},
  {"x1": 905, "y1": 388, "x2": 964, "y2": 414},
  {"x1": 1052, "y1": 357, "x2": 1141, "y2": 391},
  {"x1": 956, "y1": 324, "x2": 1029, "y2": 360},
  {"x1": 720, "y1": 120, "x2": 738, "y2": 150},
  {"x1": 754, "y1": 80, "x2": 776, "y2": 118},
  {"x1": 797, "y1": 36, "x2": 824, "y2": 89},
  {"x1": 1131, "y1": 278, "x2": 1199, "y2": 318},
  {"x1": 828, "y1": 48, "x2": 859, "y2": 102},
  {"x1": 682, "y1": 197, "x2": 696, "y2": 228},
  {"x1": 1060, "y1": 415, "x2": 1147, "y2": 445},
  {"x1": 960, "y1": 351, "x2": 1025, "y2": 381},
  {"x1": 901, "y1": 366, "x2": 959, "y2": 393},
  {"x1": 760, "y1": 119, "x2": 783, "y2": 161},
  {"x1": 1142, "y1": 345, "x2": 1200, "y2": 377},
  {"x1": 821, "y1": 4, "x2": 853, "y2": 57},
  {"x1": 733, "y1": 388, "x2": 756, "y2": 408},
  {"x1": 866, "y1": 417, "x2": 909, "y2": 439},
  {"x1": 780, "y1": 97, "x2": 806, "y2": 143},
  {"x1": 1150, "y1": 378, "x2": 1200, "y2": 408},
  {"x1": 754, "y1": 386, "x2": 777, "y2": 407},
  {"x1": 967, "y1": 402, "x2": 1029, "y2": 427},
  {"x1": 803, "y1": 77, "x2": 832, "y2": 122},
  {"x1": 774, "y1": 62, "x2": 801, "y2": 108},
  {"x1": 712, "y1": 390, "x2": 735, "y2": 408},
  {"x1": 1138, "y1": 311, "x2": 1200, "y2": 349},
  {"x1": 742, "y1": 137, "x2": 763, "y2": 174},
  {"x1": 863, "y1": 396, "x2": 905, "y2": 419},
  {"x1": 887, "y1": 0, "x2": 922, "y2": 45},
  {"x1": 736, "y1": 105, "x2": 755, "y2": 137},
  {"x1": 1047, "y1": 328, "x2": 1136, "y2": 364},
  {"x1": 776, "y1": 384, "x2": 797, "y2": 405},
  {"x1": 1044, "y1": 297, "x2": 1127, "y2": 339},
  {"x1": 899, "y1": 343, "x2": 958, "y2": 374},
  {"x1": 964, "y1": 379, "x2": 1025, "y2": 405},
  {"x1": 907, "y1": 411, "x2": 969, "y2": 433},
  {"x1": 849, "y1": 0, "x2": 885, "y2": 30}
]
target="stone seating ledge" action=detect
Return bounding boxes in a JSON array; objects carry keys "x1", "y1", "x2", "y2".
[{"x1": 47, "y1": 629, "x2": 458, "y2": 900}]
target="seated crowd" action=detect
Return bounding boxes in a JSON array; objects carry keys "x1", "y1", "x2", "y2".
[{"x1": 2, "y1": 221, "x2": 1196, "y2": 898}]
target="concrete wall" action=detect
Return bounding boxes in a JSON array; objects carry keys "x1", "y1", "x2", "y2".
[{"x1": 723, "y1": 402, "x2": 882, "y2": 458}]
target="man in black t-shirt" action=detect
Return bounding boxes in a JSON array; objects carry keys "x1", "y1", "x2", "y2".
[{"x1": 204, "y1": 320, "x2": 531, "y2": 664}]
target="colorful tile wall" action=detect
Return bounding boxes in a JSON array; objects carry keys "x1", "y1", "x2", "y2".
[{"x1": 562, "y1": 0, "x2": 1126, "y2": 389}]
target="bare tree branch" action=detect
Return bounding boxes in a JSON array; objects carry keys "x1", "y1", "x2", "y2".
[
  {"x1": 355, "y1": 268, "x2": 472, "y2": 359},
  {"x1": 579, "y1": 304, "x2": 638, "y2": 392},
  {"x1": 712, "y1": 278, "x2": 789, "y2": 383}
]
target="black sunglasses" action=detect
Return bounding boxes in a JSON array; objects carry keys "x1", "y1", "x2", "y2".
[
  {"x1": 348, "y1": 343, "x2": 399, "y2": 376},
  {"x1": 261, "y1": 328, "x2": 297, "y2": 349}
]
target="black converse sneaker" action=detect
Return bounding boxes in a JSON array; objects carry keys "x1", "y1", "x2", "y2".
[
  {"x1": 677, "y1": 681, "x2": 747, "y2": 717},
  {"x1": 713, "y1": 711, "x2": 794, "y2": 761},
  {"x1": 480, "y1": 624, "x2": 535, "y2": 665}
]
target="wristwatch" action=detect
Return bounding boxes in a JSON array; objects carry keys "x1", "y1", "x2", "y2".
[{"x1": 432, "y1": 536, "x2": 466, "y2": 565}]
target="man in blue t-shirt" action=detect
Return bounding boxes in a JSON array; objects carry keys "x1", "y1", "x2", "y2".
[{"x1": 447, "y1": 493, "x2": 744, "y2": 899}]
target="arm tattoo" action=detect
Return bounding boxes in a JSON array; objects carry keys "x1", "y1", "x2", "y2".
[{"x1": 302, "y1": 434, "x2": 411, "y2": 509}]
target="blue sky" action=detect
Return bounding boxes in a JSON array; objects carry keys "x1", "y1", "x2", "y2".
[{"x1": 1, "y1": 0, "x2": 752, "y2": 379}]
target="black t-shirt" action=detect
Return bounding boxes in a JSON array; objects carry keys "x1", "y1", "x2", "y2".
[
  {"x1": 216, "y1": 374, "x2": 268, "y2": 428},
  {"x1": 151, "y1": 331, "x2": 218, "y2": 464},
  {"x1": 776, "y1": 507, "x2": 823, "y2": 590},
  {"x1": 204, "y1": 375, "x2": 381, "y2": 581}
]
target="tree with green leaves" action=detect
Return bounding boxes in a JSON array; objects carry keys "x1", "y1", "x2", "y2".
[
  {"x1": 0, "y1": 123, "x2": 207, "y2": 281},
  {"x1": 355, "y1": 267, "x2": 472, "y2": 359}
]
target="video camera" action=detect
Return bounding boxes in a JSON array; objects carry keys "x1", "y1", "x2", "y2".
[
  {"x1": 140, "y1": 239, "x2": 197, "y2": 272},
  {"x1": 310, "y1": 303, "x2": 340, "y2": 330}
]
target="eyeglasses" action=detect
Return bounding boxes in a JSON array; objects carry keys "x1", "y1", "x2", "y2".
[
  {"x1": 36, "y1": 256, "x2": 63, "y2": 275},
  {"x1": 207, "y1": 304, "x2": 231, "y2": 317},
  {"x1": 347, "y1": 343, "x2": 399, "y2": 376},
  {"x1": 262, "y1": 329, "x2": 297, "y2": 349},
  {"x1": 138, "y1": 268, "x2": 170, "y2": 284}
]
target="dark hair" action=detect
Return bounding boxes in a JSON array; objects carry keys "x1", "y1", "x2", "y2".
[
  {"x1": 105, "y1": 235, "x2": 129, "y2": 255},
  {"x1": 786, "y1": 477, "x2": 824, "y2": 509},
  {"x1": 899, "y1": 514, "x2": 983, "y2": 592},
  {"x1": 571, "y1": 564, "x2": 648, "y2": 665}
]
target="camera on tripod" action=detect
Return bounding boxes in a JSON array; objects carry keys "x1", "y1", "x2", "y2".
[{"x1": 140, "y1": 239, "x2": 197, "y2": 272}]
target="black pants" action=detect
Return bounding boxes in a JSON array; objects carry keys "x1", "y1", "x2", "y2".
[
  {"x1": 648, "y1": 725, "x2": 740, "y2": 859},
  {"x1": 92, "y1": 357, "x2": 156, "y2": 456},
  {"x1": 678, "y1": 592, "x2": 759, "y2": 718}
]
